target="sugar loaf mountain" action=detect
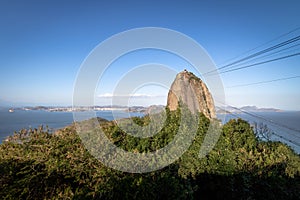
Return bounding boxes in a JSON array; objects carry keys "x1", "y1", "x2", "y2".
[
  {"x1": 0, "y1": 70, "x2": 299, "y2": 199},
  {"x1": 167, "y1": 70, "x2": 216, "y2": 119}
]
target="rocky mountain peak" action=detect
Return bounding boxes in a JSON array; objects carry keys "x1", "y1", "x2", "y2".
[{"x1": 167, "y1": 70, "x2": 216, "y2": 119}]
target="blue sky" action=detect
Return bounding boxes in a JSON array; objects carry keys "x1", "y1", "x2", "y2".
[{"x1": 0, "y1": 0, "x2": 300, "y2": 110}]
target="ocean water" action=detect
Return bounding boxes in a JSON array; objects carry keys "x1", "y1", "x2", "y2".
[{"x1": 0, "y1": 108, "x2": 143, "y2": 143}]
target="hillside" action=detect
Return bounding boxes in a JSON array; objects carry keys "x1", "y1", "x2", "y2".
[{"x1": 0, "y1": 108, "x2": 299, "y2": 199}]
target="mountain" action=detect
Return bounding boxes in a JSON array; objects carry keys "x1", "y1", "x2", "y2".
[
  {"x1": 216, "y1": 105, "x2": 282, "y2": 114},
  {"x1": 167, "y1": 70, "x2": 216, "y2": 119},
  {"x1": 240, "y1": 106, "x2": 282, "y2": 112}
]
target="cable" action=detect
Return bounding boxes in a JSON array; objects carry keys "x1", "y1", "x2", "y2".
[
  {"x1": 221, "y1": 35, "x2": 300, "y2": 68},
  {"x1": 219, "y1": 43, "x2": 300, "y2": 71},
  {"x1": 218, "y1": 27, "x2": 300, "y2": 66},
  {"x1": 227, "y1": 75, "x2": 300, "y2": 88},
  {"x1": 211, "y1": 52, "x2": 300, "y2": 75},
  {"x1": 204, "y1": 35, "x2": 300, "y2": 75}
]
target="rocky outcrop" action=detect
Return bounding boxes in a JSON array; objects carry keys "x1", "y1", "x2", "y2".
[{"x1": 167, "y1": 70, "x2": 216, "y2": 119}]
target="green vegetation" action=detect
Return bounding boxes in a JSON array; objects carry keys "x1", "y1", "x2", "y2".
[{"x1": 0, "y1": 108, "x2": 299, "y2": 199}]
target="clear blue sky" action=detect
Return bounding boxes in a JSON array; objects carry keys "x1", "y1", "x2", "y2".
[{"x1": 0, "y1": 0, "x2": 300, "y2": 110}]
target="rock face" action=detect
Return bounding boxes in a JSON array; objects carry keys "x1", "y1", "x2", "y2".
[{"x1": 167, "y1": 70, "x2": 216, "y2": 119}]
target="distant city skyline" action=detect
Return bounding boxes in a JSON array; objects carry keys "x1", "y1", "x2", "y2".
[{"x1": 1, "y1": 1, "x2": 300, "y2": 110}]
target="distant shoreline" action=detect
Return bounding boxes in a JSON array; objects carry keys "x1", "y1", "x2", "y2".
[
  {"x1": 3, "y1": 105, "x2": 297, "y2": 112},
  {"x1": 2, "y1": 105, "x2": 166, "y2": 114},
  {"x1": 216, "y1": 105, "x2": 289, "y2": 114},
  {"x1": 4, "y1": 106, "x2": 147, "y2": 113}
]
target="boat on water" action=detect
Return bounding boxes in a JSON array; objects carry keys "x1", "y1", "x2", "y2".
[{"x1": 8, "y1": 109, "x2": 14, "y2": 113}]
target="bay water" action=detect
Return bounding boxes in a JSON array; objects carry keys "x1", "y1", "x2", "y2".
[{"x1": 0, "y1": 108, "x2": 143, "y2": 143}]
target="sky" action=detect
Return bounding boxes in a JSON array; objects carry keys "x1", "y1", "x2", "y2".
[{"x1": 0, "y1": 0, "x2": 300, "y2": 110}]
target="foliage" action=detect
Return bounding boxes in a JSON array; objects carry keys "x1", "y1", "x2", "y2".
[{"x1": 0, "y1": 109, "x2": 299, "y2": 199}]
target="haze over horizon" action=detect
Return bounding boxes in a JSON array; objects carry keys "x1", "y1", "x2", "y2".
[{"x1": 1, "y1": 1, "x2": 300, "y2": 110}]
